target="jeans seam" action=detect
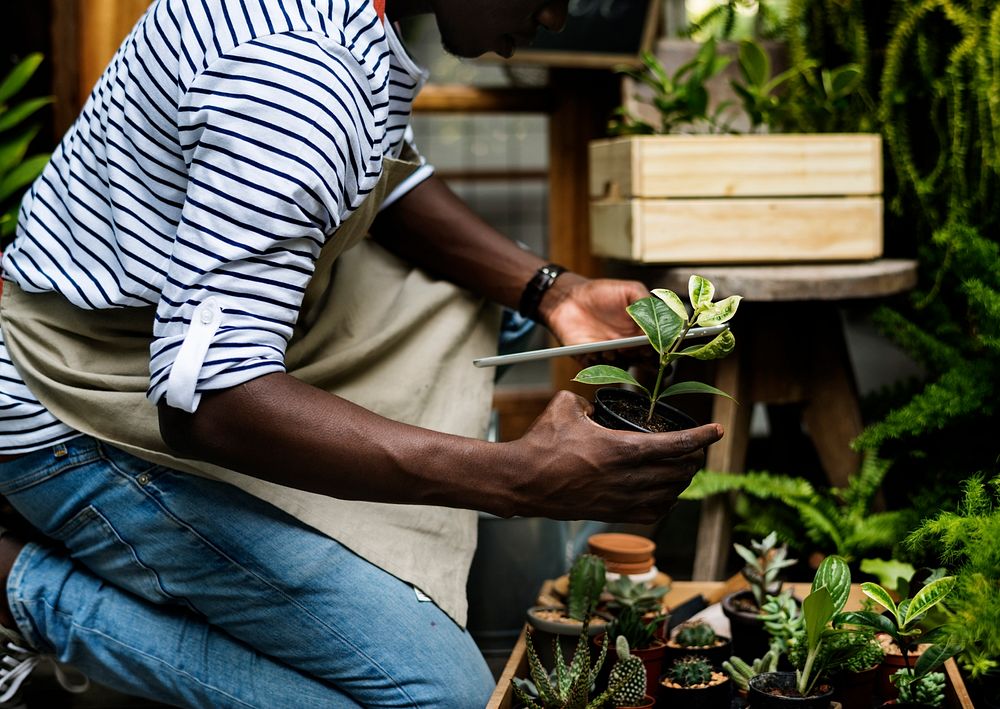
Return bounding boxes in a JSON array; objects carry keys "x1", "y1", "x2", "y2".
[
  {"x1": 16, "y1": 597, "x2": 265, "y2": 709},
  {"x1": 0, "y1": 449, "x2": 104, "y2": 497},
  {"x1": 7, "y1": 542, "x2": 51, "y2": 652},
  {"x1": 99, "y1": 459, "x2": 419, "y2": 707}
]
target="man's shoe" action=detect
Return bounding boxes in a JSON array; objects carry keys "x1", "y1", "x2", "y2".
[{"x1": 0, "y1": 605, "x2": 90, "y2": 707}]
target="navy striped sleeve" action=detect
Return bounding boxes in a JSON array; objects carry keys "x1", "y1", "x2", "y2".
[{"x1": 149, "y1": 31, "x2": 380, "y2": 411}]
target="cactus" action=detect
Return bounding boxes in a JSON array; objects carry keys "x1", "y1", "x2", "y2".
[
  {"x1": 511, "y1": 619, "x2": 610, "y2": 709},
  {"x1": 675, "y1": 620, "x2": 717, "y2": 648},
  {"x1": 722, "y1": 650, "x2": 779, "y2": 691},
  {"x1": 608, "y1": 636, "x2": 647, "y2": 708},
  {"x1": 666, "y1": 656, "x2": 714, "y2": 687},
  {"x1": 605, "y1": 577, "x2": 669, "y2": 616},
  {"x1": 567, "y1": 554, "x2": 606, "y2": 622}
]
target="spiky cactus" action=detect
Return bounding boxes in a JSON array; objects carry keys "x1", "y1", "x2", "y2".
[
  {"x1": 675, "y1": 620, "x2": 717, "y2": 648},
  {"x1": 608, "y1": 636, "x2": 647, "y2": 708},
  {"x1": 567, "y1": 554, "x2": 606, "y2": 622},
  {"x1": 723, "y1": 650, "x2": 779, "y2": 691},
  {"x1": 666, "y1": 656, "x2": 714, "y2": 688}
]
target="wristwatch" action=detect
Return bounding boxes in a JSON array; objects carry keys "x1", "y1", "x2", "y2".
[{"x1": 518, "y1": 263, "x2": 567, "y2": 322}]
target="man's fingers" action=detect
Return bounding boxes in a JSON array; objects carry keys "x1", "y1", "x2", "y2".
[{"x1": 629, "y1": 423, "x2": 724, "y2": 461}]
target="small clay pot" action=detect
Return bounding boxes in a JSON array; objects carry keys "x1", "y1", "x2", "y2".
[
  {"x1": 600, "y1": 634, "x2": 668, "y2": 700},
  {"x1": 592, "y1": 387, "x2": 698, "y2": 433},
  {"x1": 658, "y1": 671, "x2": 732, "y2": 709},
  {"x1": 747, "y1": 672, "x2": 834, "y2": 709},
  {"x1": 588, "y1": 532, "x2": 656, "y2": 574},
  {"x1": 618, "y1": 695, "x2": 656, "y2": 708}
]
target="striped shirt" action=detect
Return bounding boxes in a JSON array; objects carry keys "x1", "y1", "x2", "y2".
[{"x1": 0, "y1": 0, "x2": 432, "y2": 454}]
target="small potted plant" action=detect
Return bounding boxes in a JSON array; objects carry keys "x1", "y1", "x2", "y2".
[
  {"x1": 659, "y1": 655, "x2": 732, "y2": 709},
  {"x1": 722, "y1": 532, "x2": 798, "y2": 661},
  {"x1": 603, "y1": 593, "x2": 669, "y2": 700},
  {"x1": 665, "y1": 621, "x2": 732, "y2": 669},
  {"x1": 748, "y1": 556, "x2": 859, "y2": 707},
  {"x1": 889, "y1": 667, "x2": 947, "y2": 708},
  {"x1": 825, "y1": 630, "x2": 886, "y2": 709},
  {"x1": 588, "y1": 533, "x2": 657, "y2": 579},
  {"x1": 723, "y1": 649, "x2": 780, "y2": 700},
  {"x1": 573, "y1": 275, "x2": 741, "y2": 433},
  {"x1": 836, "y1": 573, "x2": 959, "y2": 700},
  {"x1": 511, "y1": 621, "x2": 645, "y2": 708},
  {"x1": 528, "y1": 554, "x2": 611, "y2": 666}
]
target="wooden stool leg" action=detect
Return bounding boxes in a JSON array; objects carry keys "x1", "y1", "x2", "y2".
[
  {"x1": 800, "y1": 309, "x2": 862, "y2": 489},
  {"x1": 692, "y1": 352, "x2": 752, "y2": 580}
]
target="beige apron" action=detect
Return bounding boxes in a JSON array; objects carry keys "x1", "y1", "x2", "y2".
[{"x1": 0, "y1": 154, "x2": 501, "y2": 626}]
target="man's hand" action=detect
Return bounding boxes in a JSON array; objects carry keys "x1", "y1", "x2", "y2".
[
  {"x1": 539, "y1": 274, "x2": 650, "y2": 346},
  {"x1": 500, "y1": 391, "x2": 724, "y2": 522}
]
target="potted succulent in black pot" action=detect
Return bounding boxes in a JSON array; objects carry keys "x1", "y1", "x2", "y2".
[
  {"x1": 887, "y1": 667, "x2": 947, "y2": 709},
  {"x1": 573, "y1": 275, "x2": 741, "y2": 434},
  {"x1": 722, "y1": 532, "x2": 798, "y2": 662},
  {"x1": 659, "y1": 655, "x2": 732, "y2": 709},
  {"x1": 665, "y1": 620, "x2": 732, "y2": 669}
]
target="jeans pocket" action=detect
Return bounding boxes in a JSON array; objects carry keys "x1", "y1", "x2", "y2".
[{"x1": 51, "y1": 504, "x2": 180, "y2": 606}]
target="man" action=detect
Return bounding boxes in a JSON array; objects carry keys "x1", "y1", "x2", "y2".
[{"x1": 0, "y1": 0, "x2": 722, "y2": 706}]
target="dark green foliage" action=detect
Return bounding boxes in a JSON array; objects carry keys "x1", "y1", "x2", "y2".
[
  {"x1": 0, "y1": 54, "x2": 53, "y2": 248},
  {"x1": 609, "y1": 605, "x2": 662, "y2": 652},
  {"x1": 895, "y1": 669, "x2": 947, "y2": 708},
  {"x1": 675, "y1": 620, "x2": 717, "y2": 648},
  {"x1": 666, "y1": 656, "x2": 714, "y2": 687},
  {"x1": 567, "y1": 554, "x2": 606, "y2": 623},
  {"x1": 907, "y1": 476, "x2": 1000, "y2": 679},
  {"x1": 687, "y1": 0, "x2": 785, "y2": 41},
  {"x1": 605, "y1": 577, "x2": 669, "y2": 617}
]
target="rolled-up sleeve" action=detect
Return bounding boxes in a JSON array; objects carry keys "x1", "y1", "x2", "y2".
[{"x1": 149, "y1": 31, "x2": 380, "y2": 412}]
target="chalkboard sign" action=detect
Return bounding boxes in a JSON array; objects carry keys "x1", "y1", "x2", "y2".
[{"x1": 506, "y1": 0, "x2": 661, "y2": 69}]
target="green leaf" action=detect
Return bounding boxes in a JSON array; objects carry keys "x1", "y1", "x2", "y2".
[
  {"x1": 812, "y1": 555, "x2": 851, "y2": 614},
  {"x1": 688, "y1": 275, "x2": 715, "y2": 309},
  {"x1": 651, "y1": 288, "x2": 688, "y2": 321},
  {"x1": 657, "y1": 380, "x2": 734, "y2": 401},
  {"x1": 0, "y1": 125, "x2": 40, "y2": 175},
  {"x1": 626, "y1": 296, "x2": 683, "y2": 355},
  {"x1": 0, "y1": 153, "x2": 48, "y2": 202},
  {"x1": 573, "y1": 365, "x2": 646, "y2": 392},
  {"x1": 0, "y1": 97, "x2": 54, "y2": 133},
  {"x1": 0, "y1": 54, "x2": 44, "y2": 106},
  {"x1": 861, "y1": 582, "x2": 899, "y2": 617},
  {"x1": 733, "y1": 543, "x2": 759, "y2": 568},
  {"x1": 696, "y1": 295, "x2": 742, "y2": 326},
  {"x1": 678, "y1": 328, "x2": 735, "y2": 361},
  {"x1": 835, "y1": 610, "x2": 898, "y2": 636},
  {"x1": 804, "y1": 586, "x2": 835, "y2": 651},
  {"x1": 859, "y1": 558, "x2": 916, "y2": 590},
  {"x1": 903, "y1": 576, "x2": 956, "y2": 628},
  {"x1": 913, "y1": 643, "x2": 962, "y2": 678},
  {"x1": 738, "y1": 40, "x2": 769, "y2": 87},
  {"x1": 829, "y1": 65, "x2": 862, "y2": 98}
]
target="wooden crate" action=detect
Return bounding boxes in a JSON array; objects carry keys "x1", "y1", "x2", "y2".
[
  {"x1": 485, "y1": 581, "x2": 974, "y2": 709},
  {"x1": 588, "y1": 135, "x2": 884, "y2": 264}
]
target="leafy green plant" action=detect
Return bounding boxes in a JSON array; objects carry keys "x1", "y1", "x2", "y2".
[
  {"x1": 675, "y1": 620, "x2": 718, "y2": 648},
  {"x1": 567, "y1": 554, "x2": 606, "y2": 623},
  {"x1": 0, "y1": 53, "x2": 53, "y2": 246},
  {"x1": 760, "y1": 589, "x2": 803, "y2": 658},
  {"x1": 895, "y1": 668, "x2": 946, "y2": 708},
  {"x1": 609, "y1": 605, "x2": 663, "y2": 653},
  {"x1": 513, "y1": 621, "x2": 641, "y2": 709},
  {"x1": 687, "y1": 0, "x2": 785, "y2": 41},
  {"x1": 665, "y1": 655, "x2": 715, "y2": 687},
  {"x1": 792, "y1": 555, "x2": 856, "y2": 696},
  {"x1": 723, "y1": 649, "x2": 779, "y2": 692},
  {"x1": 608, "y1": 41, "x2": 734, "y2": 136},
  {"x1": 836, "y1": 574, "x2": 960, "y2": 675},
  {"x1": 733, "y1": 532, "x2": 797, "y2": 610},
  {"x1": 681, "y1": 454, "x2": 917, "y2": 562},
  {"x1": 906, "y1": 475, "x2": 1000, "y2": 680},
  {"x1": 573, "y1": 276, "x2": 741, "y2": 427}
]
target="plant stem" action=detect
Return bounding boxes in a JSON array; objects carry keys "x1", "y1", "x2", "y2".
[
  {"x1": 799, "y1": 644, "x2": 820, "y2": 696},
  {"x1": 645, "y1": 318, "x2": 696, "y2": 424}
]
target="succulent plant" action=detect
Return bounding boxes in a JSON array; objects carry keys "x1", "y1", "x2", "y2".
[
  {"x1": 734, "y1": 532, "x2": 797, "y2": 609},
  {"x1": 567, "y1": 554, "x2": 607, "y2": 622},
  {"x1": 605, "y1": 576, "x2": 669, "y2": 616},
  {"x1": 895, "y1": 669, "x2": 946, "y2": 708},
  {"x1": 675, "y1": 620, "x2": 718, "y2": 648},
  {"x1": 609, "y1": 605, "x2": 663, "y2": 652},
  {"x1": 609, "y1": 636, "x2": 647, "y2": 708},
  {"x1": 723, "y1": 649, "x2": 779, "y2": 691},
  {"x1": 666, "y1": 655, "x2": 714, "y2": 688}
]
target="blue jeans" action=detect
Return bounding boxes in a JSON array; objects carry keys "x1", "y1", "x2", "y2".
[{"x1": 0, "y1": 436, "x2": 494, "y2": 708}]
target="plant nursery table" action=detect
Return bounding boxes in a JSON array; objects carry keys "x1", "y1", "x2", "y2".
[
  {"x1": 484, "y1": 579, "x2": 974, "y2": 709},
  {"x1": 603, "y1": 258, "x2": 919, "y2": 581}
]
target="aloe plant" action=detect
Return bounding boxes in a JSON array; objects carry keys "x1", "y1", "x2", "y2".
[
  {"x1": 573, "y1": 275, "x2": 742, "y2": 426},
  {"x1": 0, "y1": 53, "x2": 53, "y2": 246}
]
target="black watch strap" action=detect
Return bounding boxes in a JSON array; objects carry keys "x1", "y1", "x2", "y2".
[{"x1": 518, "y1": 263, "x2": 567, "y2": 322}]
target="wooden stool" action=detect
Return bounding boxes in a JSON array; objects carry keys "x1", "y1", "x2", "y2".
[{"x1": 608, "y1": 259, "x2": 918, "y2": 580}]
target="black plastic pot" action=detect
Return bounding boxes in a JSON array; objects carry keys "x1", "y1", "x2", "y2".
[
  {"x1": 830, "y1": 664, "x2": 879, "y2": 709},
  {"x1": 658, "y1": 673, "x2": 732, "y2": 709},
  {"x1": 748, "y1": 672, "x2": 834, "y2": 709},
  {"x1": 721, "y1": 590, "x2": 771, "y2": 663},
  {"x1": 525, "y1": 606, "x2": 611, "y2": 670},
  {"x1": 662, "y1": 636, "x2": 733, "y2": 669},
  {"x1": 593, "y1": 387, "x2": 698, "y2": 433}
]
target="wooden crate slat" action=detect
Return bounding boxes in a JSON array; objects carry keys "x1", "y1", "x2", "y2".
[
  {"x1": 589, "y1": 134, "x2": 883, "y2": 199},
  {"x1": 590, "y1": 196, "x2": 883, "y2": 263}
]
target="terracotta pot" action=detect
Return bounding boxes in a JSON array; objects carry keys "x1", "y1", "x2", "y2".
[
  {"x1": 658, "y1": 672, "x2": 732, "y2": 709},
  {"x1": 618, "y1": 695, "x2": 656, "y2": 708},
  {"x1": 600, "y1": 635, "x2": 668, "y2": 700},
  {"x1": 662, "y1": 635, "x2": 733, "y2": 669},
  {"x1": 830, "y1": 664, "x2": 879, "y2": 709},
  {"x1": 748, "y1": 672, "x2": 834, "y2": 709},
  {"x1": 876, "y1": 635, "x2": 930, "y2": 701},
  {"x1": 592, "y1": 387, "x2": 698, "y2": 433}
]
